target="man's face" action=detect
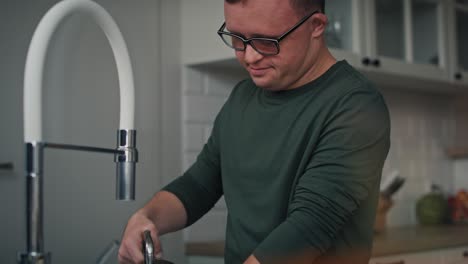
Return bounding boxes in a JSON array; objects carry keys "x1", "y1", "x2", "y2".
[{"x1": 224, "y1": 0, "x2": 320, "y2": 91}]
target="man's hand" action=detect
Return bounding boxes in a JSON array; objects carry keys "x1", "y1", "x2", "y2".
[
  {"x1": 244, "y1": 254, "x2": 261, "y2": 264},
  {"x1": 118, "y1": 191, "x2": 188, "y2": 263},
  {"x1": 118, "y1": 210, "x2": 162, "y2": 264}
]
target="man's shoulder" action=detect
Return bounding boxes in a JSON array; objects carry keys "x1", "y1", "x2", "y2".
[
  {"x1": 319, "y1": 61, "x2": 389, "y2": 122},
  {"x1": 325, "y1": 63, "x2": 388, "y2": 115},
  {"x1": 331, "y1": 61, "x2": 377, "y2": 95},
  {"x1": 315, "y1": 61, "x2": 382, "y2": 107}
]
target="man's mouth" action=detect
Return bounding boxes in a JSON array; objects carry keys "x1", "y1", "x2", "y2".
[{"x1": 248, "y1": 67, "x2": 270, "y2": 76}]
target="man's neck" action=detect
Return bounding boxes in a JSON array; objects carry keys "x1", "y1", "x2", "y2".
[{"x1": 306, "y1": 48, "x2": 337, "y2": 84}]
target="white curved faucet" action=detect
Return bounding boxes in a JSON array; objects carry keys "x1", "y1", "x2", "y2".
[{"x1": 20, "y1": 0, "x2": 137, "y2": 263}]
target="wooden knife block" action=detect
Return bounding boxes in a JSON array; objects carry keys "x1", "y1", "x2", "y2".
[{"x1": 374, "y1": 195, "x2": 393, "y2": 233}]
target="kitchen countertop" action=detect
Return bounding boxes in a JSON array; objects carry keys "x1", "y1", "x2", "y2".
[{"x1": 185, "y1": 225, "x2": 468, "y2": 258}]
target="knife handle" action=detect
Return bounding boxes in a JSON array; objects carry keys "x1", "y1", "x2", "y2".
[
  {"x1": 142, "y1": 230, "x2": 175, "y2": 264},
  {"x1": 143, "y1": 230, "x2": 154, "y2": 264}
]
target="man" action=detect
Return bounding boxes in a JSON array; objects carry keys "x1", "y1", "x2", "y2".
[{"x1": 118, "y1": 0, "x2": 390, "y2": 263}]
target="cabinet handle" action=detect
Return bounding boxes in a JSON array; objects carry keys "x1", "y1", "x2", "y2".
[
  {"x1": 375, "y1": 261, "x2": 405, "y2": 264},
  {"x1": 362, "y1": 57, "x2": 371, "y2": 66},
  {"x1": 0, "y1": 162, "x2": 14, "y2": 170},
  {"x1": 372, "y1": 59, "x2": 381, "y2": 67},
  {"x1": 455, "y1": 72, "x2": 463, "y2": 80}
]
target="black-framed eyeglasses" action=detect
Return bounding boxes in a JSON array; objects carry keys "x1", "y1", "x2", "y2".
[{"x1": 217, "y1": 10, "x2": 320, "y2": 56}]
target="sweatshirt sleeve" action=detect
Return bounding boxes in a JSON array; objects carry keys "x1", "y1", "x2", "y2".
[{"x1": 253, "y1": 89, "x2": 391, "y2": 263}]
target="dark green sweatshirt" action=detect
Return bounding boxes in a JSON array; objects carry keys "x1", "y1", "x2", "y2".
[{"x1": 163, "y1": 61, "x2": 390, "y2": 264}]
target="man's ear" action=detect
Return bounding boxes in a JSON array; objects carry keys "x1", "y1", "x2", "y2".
[{"x1": 311, "y1": 13, "x2": 328, "y2": 38}]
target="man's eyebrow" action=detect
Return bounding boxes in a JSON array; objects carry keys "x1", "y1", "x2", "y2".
[
  {"x1": 251, "y1": 33, "x2": 278, "y2": 39},
  {"x1": 225, "y1": 27, "x2": 278, "y2": 39},
  {"x1": 224, "y1": 27, "x2": 245, "y2": 38}
]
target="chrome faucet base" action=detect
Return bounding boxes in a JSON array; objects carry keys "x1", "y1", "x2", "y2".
[{"x1": 18, "y1": 252, "x2": 51, "y2": 264}]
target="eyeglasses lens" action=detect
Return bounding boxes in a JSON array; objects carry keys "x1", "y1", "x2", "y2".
[{"x1": 221, "y1": 34, "x2": 278, "y2": 55}]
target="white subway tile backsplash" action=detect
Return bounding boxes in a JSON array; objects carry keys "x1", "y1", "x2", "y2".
[
  {"x1": 418, "y1": 118, "x2": 426, "y2": 139},
  {"x1": 381, "y1": 160, "x2": 393, "y2": 180},
  {"x1": 394, "y1": 138, "x2": 404, "y2": 160},
  {"x1": 183, "y1": 151, "x2": 199, "y2": 171},
  {"x1": 214, "y1": 196, "x2": 227, "y2": 210},
  {"x1": 184, "y1": 94, "x2": 226, "y2": 123},
  {"x1": 204, "y1": 69, "x2": 244, "y2": 96},
  {"x1": 406, "y1": 115, "x2": 416, "y2": 138},
  {"x1": 449, "y1": 116, "x2": 457, "y2": 146},
  {"x1": 183, "y1": 67, "x2": 205, "y2": 94},
  {"x1": 442, "y1": 119, "x2": 451, "y2": 142},
  {"x1": 406, "y1": 159, "x2": 417, "y2": 179},
  {"x1": 387, "y1": 203, "x2": 415, "y2": 228},
  {"x1": 430, "y1": 137, "x2": 444, "y2": 160},
  {"x1": 454, "y1": 159, "x2": 468, "y2": 190},
  {"x1": 204, "y1": 126, "x2": 213, "y2": 143},
  {"x1": 184, "y1": 124, "x2": 205, "y2": 152},
  {"x1": 430, "y1": 160, "x2": 454, "y2": 193},
  {"x1": 419, "y1": 163, "x2": 428, "y2": 181},
  {"x1": 396, "y1": 175, "x2": 432, "y2": 201},
  {"x1": 418, "y1": 138, "x2": 429, "y2": 161}
]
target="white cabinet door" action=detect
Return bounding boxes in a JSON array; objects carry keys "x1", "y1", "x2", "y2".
[
  {"x1": 363, "y1": 0, "x2": 449, "y2": 83},
  {"x1": 325, "y1": 0, "x2": 363, "y2": 65},
  {"x1": 447, "y1": 0, "x2": 468, "y2": 86},
  {"x1": 370, "y1": 250, "x2": 442, "y2": 264}
]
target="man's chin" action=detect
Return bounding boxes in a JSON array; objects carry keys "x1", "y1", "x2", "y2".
[
  {"x1": 251, "y1": 77, "x2": 275, "y2": 90},
  {"x1": 252, "y1": 79, "x2": 283, "y2": 91}
]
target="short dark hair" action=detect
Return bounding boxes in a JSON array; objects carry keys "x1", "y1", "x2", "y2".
[
  {"x1": 224, "y1": 0, "x2": 325, "y2": 15},
  {"x1": 291, "y1": 0, "x2": 325, "y2": 14}
]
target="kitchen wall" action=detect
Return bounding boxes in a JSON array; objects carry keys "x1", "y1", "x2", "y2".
[
  {"x1": 0, "y1": 0, "x2": 184, "y2": 263},
  {"x1": 181, "y1": 64, "x2": 460, "y2": 242}
]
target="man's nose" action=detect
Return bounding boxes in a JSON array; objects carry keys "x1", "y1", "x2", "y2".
[{"x1": 243, "y1": 44, "x2": 263, "y2": 64}]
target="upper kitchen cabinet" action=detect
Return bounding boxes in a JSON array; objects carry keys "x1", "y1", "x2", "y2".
[
  {"x1": 361, "y1": 0, "x2": 450, "y2": 84},
  {"x1": 181, "y1": 0, "x2": 232, "y2": 65},
  {"x1": 325, "y1": 0, "x2": 363, "y2": 66},
  {"x1": 447, "y1": 0, "x2": 468, "y2": 86}
]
